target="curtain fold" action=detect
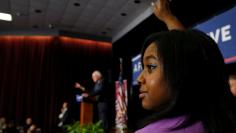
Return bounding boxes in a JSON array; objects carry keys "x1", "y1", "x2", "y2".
[{"x1": 0, "y1": 36, "x2": 112, "y2": 132}]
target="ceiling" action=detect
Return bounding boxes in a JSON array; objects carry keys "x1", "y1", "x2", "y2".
[
  {"x1": 0, "y1": 0, "x2": 235, "y2": 43},
  {"x1": 0, "y1": 0, "x2": 155, "y2": 42}
]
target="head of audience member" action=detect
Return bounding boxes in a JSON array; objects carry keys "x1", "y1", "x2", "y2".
[
  {"x1": 229, "y1": 74, "x2": 236, "y2": 97},
  {"x1": 92, "y1": 70, "x2": 103, "y2": 83},
  {"x1": 26, "y1": 117, "x2": 33, "y2": 126},
  {"x1": 62, "y1": 102, "x2": 68, "y2": 109},
  {"x1": 0, "y1": 117, "x2": 7, "y2": 129},
  {"x1": 0, "y1": 117, "x2": 6, "y2": 124},
  {"x1": 137, "y1": 30, "x2": 232, "y2": 132}
]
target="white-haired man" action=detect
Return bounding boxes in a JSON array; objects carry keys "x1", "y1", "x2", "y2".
[{"x1": 74, "y1": 70, "x2": 109, "y2": 132}]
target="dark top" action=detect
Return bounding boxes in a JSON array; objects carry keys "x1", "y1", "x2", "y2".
[{"x1": 88, "y1": 79, "x2": 108, "y2": 102}]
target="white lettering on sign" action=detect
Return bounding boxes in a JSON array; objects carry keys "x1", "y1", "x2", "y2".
[
  {"x1": 221, "y1": 25, "x2": 232, "y2": 42},
  {"x1": 207, "y1": 24, "x2": 232, "y2": 44},
  {"x1": 133, "y1": 61, "x2": 142, "y2": 73}
]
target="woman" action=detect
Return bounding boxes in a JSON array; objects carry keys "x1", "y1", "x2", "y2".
[
  {"x1": 136, "y1": 0, "x2": 234, "y2": 132},
  {"x1": 136, "y1": 29, "x2": 234, "y2": 133}
]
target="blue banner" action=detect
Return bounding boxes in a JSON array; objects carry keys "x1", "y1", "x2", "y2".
[
  {"x1": 195, "y1": 6, "x2": 236, "y2": 64},
  {"x1": 132, "y1": 54, "x2": 142, "y2": 85}
]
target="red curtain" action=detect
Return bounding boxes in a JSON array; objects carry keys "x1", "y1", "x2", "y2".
[{"x1": 0, "y1": 36, "x2": 112, "y2": 132}]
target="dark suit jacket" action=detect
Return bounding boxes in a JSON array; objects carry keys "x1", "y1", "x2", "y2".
[
  {"x1": 88, "y1": 79, "x2": 108, "y2": 102},
  {"x1": 58, "y1": 108, "x2": 70, "y2": 127}
]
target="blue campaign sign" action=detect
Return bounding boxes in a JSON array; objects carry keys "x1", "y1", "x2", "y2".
[
  {"x1": 195, "y1": 6, "x2": 236, "y2": 64},
  {"x1": 132, "y1": 54, "x2": 142, "y2": 85}
]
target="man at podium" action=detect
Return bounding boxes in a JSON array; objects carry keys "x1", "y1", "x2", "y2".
[{"x1": 74, "y1": 70, "x2": 109, "y2": 132}]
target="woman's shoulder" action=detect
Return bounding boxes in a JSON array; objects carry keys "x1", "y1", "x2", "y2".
[{"x1": 135, "y1": 115, "x2": 206, "y2": 133}]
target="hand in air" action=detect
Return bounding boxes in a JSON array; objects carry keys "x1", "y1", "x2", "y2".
[
  {"x1": 151, "y1": 0, "x2": 173, "y2": 23},
  {"x1": 74, "y1": 82, "x2": 81, "y2": 89}
]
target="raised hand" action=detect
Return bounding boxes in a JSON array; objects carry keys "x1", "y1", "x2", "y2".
[
  {"x1": 151, "y1": 0, "x2": 185, "y2": 30},
  {"x1": 152, "y1": 0, "x2": 172, "y2": 23},
  {"x1": 74, "y1": 82, "x2": 85, "y2": 91},
  {"x1": 74, "y1": 82, "x2": 81, "y2": 88}
]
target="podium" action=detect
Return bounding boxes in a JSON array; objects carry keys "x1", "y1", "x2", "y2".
[{"x1": 80, "y1": 101, "x2": 93, "y2": 124}]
